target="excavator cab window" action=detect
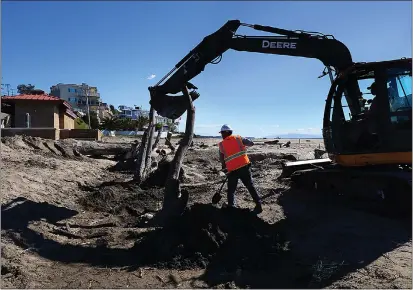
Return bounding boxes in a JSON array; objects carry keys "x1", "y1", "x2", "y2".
[
  {"x1": 332, "y1": 76, "x2": 376, "y2": 123},
  {"x1": 358, "y1": 79, "x2": 377, "y2": 111},
  {"x1": 325, "y1": 61, "x2": 412, "y2": 156},
  {"x1": 326, "y1": 70, "x2": 380, "y2": 153},
  {"x1": 386, "y1": 68, "x2": 412, "y2": 126}
]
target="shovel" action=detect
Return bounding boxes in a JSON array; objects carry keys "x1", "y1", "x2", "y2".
[{"x1": 212, "y1": 176, "x2": 228, "y2": 204}]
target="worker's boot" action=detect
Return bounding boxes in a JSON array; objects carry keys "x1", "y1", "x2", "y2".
[
  {"x1": 252, "y1": 203, "x2": 263, "y2": 214},
  {"x1": 222, "y1": 202, "x2": 236, "y2": 210}
]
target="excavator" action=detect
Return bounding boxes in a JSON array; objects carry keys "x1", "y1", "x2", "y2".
[{"x1": 148, "y1": 20, "x2": 412, "y2": 215}]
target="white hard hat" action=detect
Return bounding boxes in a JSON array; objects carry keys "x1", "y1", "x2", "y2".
[{"x1": 219, "y1": 124, "x2": 233, "y2": 133}]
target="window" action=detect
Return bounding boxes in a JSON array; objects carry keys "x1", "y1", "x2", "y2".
[
  {"x1": 387, "y1": 69, "x2": 412, "y2": 111},
  {"x1": 340, "y1": 96, "x2": 352, "y2": 121},
  {"x1": 358, "y1": 78, "x2": 376, "y2": 112},
  {"x1": 386, "y1": 68, "x2": 412, "y2": 124}
]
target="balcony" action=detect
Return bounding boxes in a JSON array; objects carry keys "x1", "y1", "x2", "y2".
[
  {"x1": 76, "y1": 93, "x2": 101, "y2": 101},
  {"x1": 77, "y1": 99, "x2": 101, "y2": 106},
  {"x1": 87, "y1": 92, "x2": 100, "y2": 98}
]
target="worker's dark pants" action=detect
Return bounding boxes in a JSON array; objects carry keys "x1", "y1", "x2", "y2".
[{"x1": 227, "y1": 164, "x2": 261, "y2": 207}]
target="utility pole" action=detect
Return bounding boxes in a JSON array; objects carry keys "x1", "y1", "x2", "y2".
[
  {"x1": 97, "y1": 99, "x2": 102, "y2": 124},
  {"x1": 85, "y1": 85, "x2": 91, "y2": 129}
]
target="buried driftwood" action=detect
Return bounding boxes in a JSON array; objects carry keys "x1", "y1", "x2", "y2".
[
  {"x1": 55, "y1": 140, "x2": 132, "y2": 157},
  {"x1": 264, "y1": 140, "x2": 280, "y2": 145},
  {"x1": 134, "y1": 109, "x2": 168, "y2": 183}
]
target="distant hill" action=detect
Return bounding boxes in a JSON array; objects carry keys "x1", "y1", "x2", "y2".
[{"x1": 264, "y1": 133, "x2": 322, "y2": 139}]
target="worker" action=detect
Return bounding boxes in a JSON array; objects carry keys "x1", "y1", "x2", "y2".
[
  {"x1": 367, "y1": 82, "x2": 379, "y2": 115},
  {"x1": 216, "y1": 124, "x2": 263, "y2": 214},
  {"x1": 368, "y1": 81, "x2": 398, "y2": 114}
]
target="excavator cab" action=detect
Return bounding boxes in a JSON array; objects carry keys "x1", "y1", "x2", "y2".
[{"x1": 323, "y1": 58, "x2": 412, "y2": 166}]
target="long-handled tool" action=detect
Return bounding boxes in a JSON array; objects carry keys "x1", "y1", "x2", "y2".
[{"x1": 212, "y1": 176, "x2": 228, "y2": 204}]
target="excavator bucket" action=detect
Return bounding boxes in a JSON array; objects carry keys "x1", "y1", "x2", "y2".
[{"x1": 149, "y1": 89, "x2": 200, "y2": 120}]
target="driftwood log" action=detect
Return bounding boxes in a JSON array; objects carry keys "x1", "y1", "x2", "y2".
[
  {"x1": 59, "y1": 140, "x2": 133, "y2": 156},
  {"x1": 264, "y1": 140, "x2": 279, "y2": 145},
  {"x1": 145, "y1": 107, "x2": 156, "y2": 173},
  {"x1": 161, "y1": 86, "x2": 195, "y2": 215},
  {"x1": 152, "y1": 129, "x2": 162, "y2": 150},
  {"x1": 134, "y1": 126, "x2": 150, "y2": 182},
  {"x1": 133, "y1": 107, "x2": 157, "y2": 183},
  {"x1": 133, "y1": 85, "x2": 195, "y2": 220},
  {"x1": 134, "y1": 107, "x2": 172, "y2": 182}
]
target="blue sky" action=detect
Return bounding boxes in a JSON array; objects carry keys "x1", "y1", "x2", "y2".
[{"x1": 2, "y1": 1, "x2": 411, "y2": 137}]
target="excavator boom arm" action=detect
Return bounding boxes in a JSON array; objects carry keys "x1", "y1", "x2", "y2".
[{"x1": 150, "y1": 20, "x2": 361, "y2": 118}]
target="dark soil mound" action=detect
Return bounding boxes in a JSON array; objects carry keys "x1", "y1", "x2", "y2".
[
  {"x1": 132, "y1": 203, "x2": 290, "y2": 271},
  {"x1": 78, "y1": 181, "x2": 164, "y2": 218}
]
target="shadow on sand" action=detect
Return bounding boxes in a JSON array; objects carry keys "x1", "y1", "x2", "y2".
[{"x1": 2, "y1": 187, "x2": 411, "y2": 288}]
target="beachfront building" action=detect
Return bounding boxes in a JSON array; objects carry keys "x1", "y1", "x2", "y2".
[
  {"x1": 50, "y1": 83, "x2": 112, "y2": 123},
  {"x1": 118, "y1": 105, "x2": 180, "y2": 130},
  {"x1": 118, "y1": 105, "x2": 149, "y2": 120}
]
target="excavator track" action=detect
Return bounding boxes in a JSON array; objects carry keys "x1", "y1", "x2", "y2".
[{"x1": 284, "y1": 164, "x2": 412, "y2": 219}]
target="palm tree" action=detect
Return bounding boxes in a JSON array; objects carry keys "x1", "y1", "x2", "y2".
[
  {"x1": 166, "y1": 120, "x2": 178, "y2": 133},
  {"x1": 136, "y1": 115, "x2": 150, "y2": 131},
  {"x1": 99, "y1": 116, "x2": 118, "y2": 130}
]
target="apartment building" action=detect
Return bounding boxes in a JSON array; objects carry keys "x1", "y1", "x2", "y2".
[
  {"x1": 50, "y1": 83, "x2": 101, "y2": 113},
  {"x1": 155, "y1": 115, "x2": 172, "y2": 125},
  {"x1": 50, "y1": 83, "x2": 112, "y2": 121}
]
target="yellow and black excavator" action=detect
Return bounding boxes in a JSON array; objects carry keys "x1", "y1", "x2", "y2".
[{"x1": 148, "y1": 20, "x2": 412, "y2": 214}]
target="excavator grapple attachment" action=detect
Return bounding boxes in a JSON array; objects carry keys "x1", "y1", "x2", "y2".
[{"x1": 149, "y1": 90, "x2": 200, "y2": 120}]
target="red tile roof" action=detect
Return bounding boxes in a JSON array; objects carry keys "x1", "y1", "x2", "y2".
[
  {"x1": 2, "y1": 94, "x2": 77, "y2": 119},
  {"x1": 1, "y1": 94, "x2": 62, "y2": 101}
]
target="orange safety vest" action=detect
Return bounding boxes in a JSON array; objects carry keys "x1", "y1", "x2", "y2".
[{"x1": 219, "y1": 135, "x2": 250, "y2": 172}]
